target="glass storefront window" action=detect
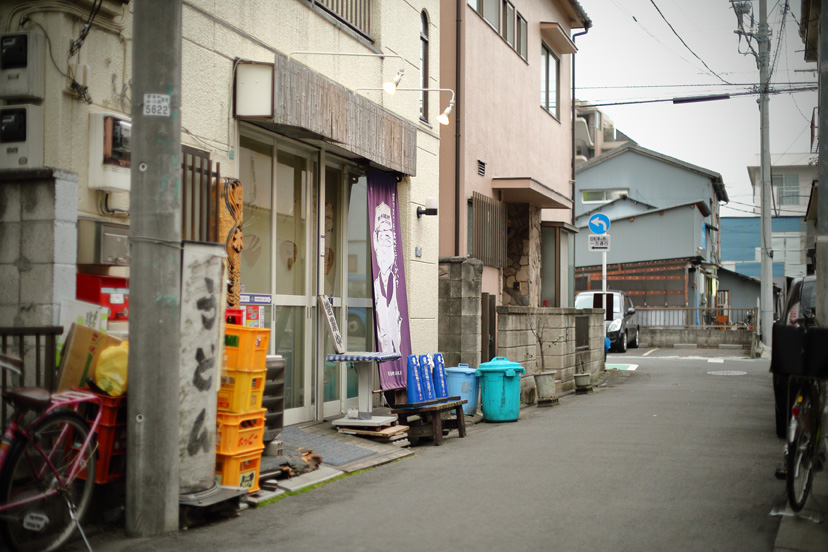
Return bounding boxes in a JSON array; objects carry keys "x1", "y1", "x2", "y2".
[{"x1": 239, "y1": 137, "x2": 273, "y2": 295}]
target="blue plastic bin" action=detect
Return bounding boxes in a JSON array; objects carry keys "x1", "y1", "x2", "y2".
[
  {"x1": 476, "y1": 357, "x2": 525, "y2": 422},
  {"x1": 445, "y1": 364, "x2": 479, "y2": 416}
]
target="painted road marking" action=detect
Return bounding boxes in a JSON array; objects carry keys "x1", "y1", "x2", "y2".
[
  {"x1": 643, "y1": 349, "x2": 658, "y2": 357},
  {"x1": 606, "y1": 364, "x2": 638, "y2": 371},
  {"x1": 707, "y1": 358, "x2": 725, "y2": 363}
]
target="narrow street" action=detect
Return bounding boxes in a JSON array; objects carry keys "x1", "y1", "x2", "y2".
[{"x1": 80, "y1": 349, "x2": 786, "y2": 552}]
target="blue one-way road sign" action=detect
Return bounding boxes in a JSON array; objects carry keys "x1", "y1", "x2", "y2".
[{"x1": 588, "y1": 213, "x2": 610, "y2": 234}]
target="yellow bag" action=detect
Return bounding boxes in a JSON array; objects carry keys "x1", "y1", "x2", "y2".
[{"x1": 94, "y1": 342, "x2": 129, "y2": 397}]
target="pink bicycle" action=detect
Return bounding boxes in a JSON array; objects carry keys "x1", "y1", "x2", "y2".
[{"x1": 0, "y1": 353, "x2": 101, "y2": 552}]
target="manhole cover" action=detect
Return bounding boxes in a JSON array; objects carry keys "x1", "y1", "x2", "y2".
[{"x1": 707, "y1": 370, "x2": 747, "y2": 376}]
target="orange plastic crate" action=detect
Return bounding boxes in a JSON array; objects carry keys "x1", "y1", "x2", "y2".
[
  {"x1": 224, "y1": 325, "x2": 269, "y2": 372},
  {"x1": 216, "y1": 409, "x2": 266, "y2": 455},
  {"x1": 215, "y1": 448, "x2": 264, "y2": 493},
  {"x1": 217, "y1": 368, "x2": 266, "y2": 412}
]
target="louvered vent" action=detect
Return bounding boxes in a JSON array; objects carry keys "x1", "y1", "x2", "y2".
[{"x1": 477, "y1": 160, "x2": 486, "y2": 176}]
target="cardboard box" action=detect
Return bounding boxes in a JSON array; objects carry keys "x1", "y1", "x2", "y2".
[
  {"x1": 57, "y1": 323, "x2": 122, "y2": 391},
  {"x1": 57, "y1": 299, "x2": 109, "y2": 366}
]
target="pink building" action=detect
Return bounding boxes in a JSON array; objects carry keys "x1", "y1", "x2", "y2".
[{"x1": 439, "y1": 0, "x2": 591, "y2": 308}]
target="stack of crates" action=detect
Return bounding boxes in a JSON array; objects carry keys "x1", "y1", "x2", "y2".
[
  {"x1": 215, "y1": 324, "x2": 269, "y2": 493},
  {"x1": 80, "y1": 391, "x2": 127, "y2": 484}
]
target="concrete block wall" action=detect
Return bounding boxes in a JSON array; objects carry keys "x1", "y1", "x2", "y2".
[
  {"x1": 0, "y1": 169, "x2": 78, "y2": 328},
  {"x1": 438, "y1": 257, "x2": 483, "y2": 368},
  {"x1": 497, "y1": 306, "x2": 605, "y2": 400}
]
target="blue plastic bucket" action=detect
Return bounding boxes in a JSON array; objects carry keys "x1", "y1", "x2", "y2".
[
  {"x1": 476, "y1": 357, "x2": 525, "y2": 422},
  {"x1": 445, "y1": 364, "x2": 479, "y2": 416}
]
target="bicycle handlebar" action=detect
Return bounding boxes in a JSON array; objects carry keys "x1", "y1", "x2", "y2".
[{"x1": 0, "y1": 358, "x2": 22, "y2": 377}]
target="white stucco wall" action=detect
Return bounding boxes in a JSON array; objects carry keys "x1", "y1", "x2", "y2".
[{"x1": 1, "y1": 0, "x2": 441, "y2": 353}]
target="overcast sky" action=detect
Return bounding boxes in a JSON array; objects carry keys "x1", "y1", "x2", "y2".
[{"x1": 574, "y1": 0, "x2": 818, "y2": 217}]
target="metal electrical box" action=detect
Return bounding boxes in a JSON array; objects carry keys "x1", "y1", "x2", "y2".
[
  {"x1": 0, "y1": 104, "x2": 43, "y2": 169},
  {"x1": 0, "y1": 31, "x2": 45, "y2": 101},
  {"x1": 77, "y1": 219, "x2": 130, "y2": 266}
]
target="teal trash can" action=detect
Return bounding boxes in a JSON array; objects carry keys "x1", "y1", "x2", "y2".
[
  {"x1": 476, "y1": 357, "x2": 525, "y2": 422},
  {"x1": 445, "y1": 364, "x2": 479, "y2": 416}
]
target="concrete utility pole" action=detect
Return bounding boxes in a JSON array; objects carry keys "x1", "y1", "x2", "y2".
[
  {"x1": 818, "y1": 2, "x2": 828, "y2": 326},
  {"x1": 758, "y1": 0, "x2": 773, "y2": 347},
  {"x1": 127, "y1": 0, "x2": 183, "y2": 536}
]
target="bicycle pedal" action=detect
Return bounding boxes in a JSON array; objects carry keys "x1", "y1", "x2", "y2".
[{"x1": 775, "y1": 467, "x2": 787, "y2": 480}]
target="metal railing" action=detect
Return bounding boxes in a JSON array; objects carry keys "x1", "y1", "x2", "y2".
[
  {"x1": 315, "y1": 0, "x2": 372, "y2": 37},
  {"x1": 634, "y1": 307, "x2": 757, "y2": 330},
  {"x1": 0, "y1": 327, "x2": 63, "y2": 423}
]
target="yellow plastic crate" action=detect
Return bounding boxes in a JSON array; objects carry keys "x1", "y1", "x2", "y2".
[
  {"x1": 224, "y1": 325, "x2": 270, "y2": 372},
  {"x1": 216, "y1": 408, "x2": 266, "y2": 455},
  {"x1": 217, "y1": 368, "x2": 266, "y2": 412},
  {"x1": 215, "y1": 448, "x2": 264, "y2": 493}
]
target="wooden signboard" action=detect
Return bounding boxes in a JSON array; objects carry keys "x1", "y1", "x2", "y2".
[{"x1": 318, "y1": 295, "x2": 345, "y2": 354}]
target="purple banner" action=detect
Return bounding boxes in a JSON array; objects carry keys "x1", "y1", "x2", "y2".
[{"x1": 367, "y1": 169, "x2": 411, "y2": 390}]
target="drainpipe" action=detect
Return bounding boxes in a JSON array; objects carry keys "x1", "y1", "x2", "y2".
[
  {"x1": 571, "y1": 26, "x2": 590, "y2": 228},
  {"x1": 454, "y1": 0, "x2": 462, "y2": 256}
]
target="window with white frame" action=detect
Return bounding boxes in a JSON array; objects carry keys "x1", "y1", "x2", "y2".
[
  {"x1": 772, "y1": 173, "x2": 800, "y2": 206},
  {"x1": 420, "y1": 10, "x2": 429, "y2": 122},
  {"x1": 541, "y1": 44, "x2": 559, "y2": 117},
  {"x1": 582, "y1": 189, "x2": 628, "y2": 204}
]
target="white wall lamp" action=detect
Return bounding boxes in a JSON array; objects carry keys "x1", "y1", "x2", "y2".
[
  {"x1": 287, "y1": 51, "x2": 405, "y2": 95},
  {"x1": 417, "y1": 196, "x2": 439, "y2": 218},
  {"x1": 356, "y1": 87, "x2": 456, "y2": 126}
]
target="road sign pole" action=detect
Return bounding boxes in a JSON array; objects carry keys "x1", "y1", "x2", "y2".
[{"x1": 602, "y1": 251, "x2": 607, "y2": 314}]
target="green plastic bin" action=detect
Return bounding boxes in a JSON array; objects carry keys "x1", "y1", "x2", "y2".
[{"x1": 476, "y1": 357, "x2": 525, "y2": 422}]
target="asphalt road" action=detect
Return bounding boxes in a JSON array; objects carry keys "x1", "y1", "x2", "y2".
[{"x1": 81, "y1": 348, "x2": 784, "y2": 552}]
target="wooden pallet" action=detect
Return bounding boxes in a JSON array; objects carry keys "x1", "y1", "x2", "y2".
[
  {"x1": 337, "y1": 424, "x2": 409, "y2": 438},
  {"x1": 537, "y1": 396, "x2": 559, "y2": 407},
  {"x1": 575, "y1": 385, "x2": 594, "y2": 395}
]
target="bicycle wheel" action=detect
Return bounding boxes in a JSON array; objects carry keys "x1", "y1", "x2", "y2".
[
  {"x1": 786, "y1": 384, "x2": 818, "y2": 512},
  {"x1": 0, "y1": 409, "x2": 96, "y2": 552}
]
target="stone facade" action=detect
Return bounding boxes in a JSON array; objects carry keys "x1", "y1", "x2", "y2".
[
  {"x1": 437, "y1": 257, "x2": 483, "y2": 369},
  {"x1": 497, "y1": 306, "x2": 605, "y2": 401},
  {"x1": 503, "y1": 204, "x2": 542, "y2": 307}
]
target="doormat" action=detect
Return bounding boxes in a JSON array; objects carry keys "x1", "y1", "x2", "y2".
[{"x1": 279, "y1": 426, "x2": 376, "y2": 466}]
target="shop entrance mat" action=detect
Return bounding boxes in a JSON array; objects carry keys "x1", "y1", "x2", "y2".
[{"x1": 278, "y1": 426, "x2": 376, "y2": 466}]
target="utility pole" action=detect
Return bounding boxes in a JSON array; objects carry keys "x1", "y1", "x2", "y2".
[
  {"x1": 818, "y1": 1, "x2": 828, "y2": 326},
  {"x1": 127, "y1": 0, "x2": 183, "y2": 537},
  {"x1": 758, "y1": 0, "x2": 773, "y2": 347}
]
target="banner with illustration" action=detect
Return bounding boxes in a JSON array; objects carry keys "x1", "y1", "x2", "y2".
[{"x1": 367, "y1": 169, "x2": 411, "y2": 390}]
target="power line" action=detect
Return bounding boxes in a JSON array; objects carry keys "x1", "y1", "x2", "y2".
[
  {"x1": 583, "y1": 85, "x2": 816, "y2": 107},
  {"x1": 578, "y1": 81, "x2": 815, "y2": 90},
  {"x1": 647, "y1": 0, "x2": 732, "y2": 85}
]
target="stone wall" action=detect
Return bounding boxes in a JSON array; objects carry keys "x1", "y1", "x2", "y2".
[
  {"x1": 0, "y1": 168, "x2": 78, "y2": 327},
  {"x1": 437, "y1": 257, "x2": 483, "y2": 369},
  {"x1": 640, "y1": 328, "x2": 753, "y2": 349},
  {"x1": 502, "y1": 204, "x2": 541, "y2": 307},
  {"x1": 497, "y1": 306, "x2": 605, "y2": 402}
]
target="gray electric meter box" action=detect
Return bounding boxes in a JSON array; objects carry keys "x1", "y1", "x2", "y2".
[{"x1": 0, "y1": 31, "x2": 45, "y2": 101}]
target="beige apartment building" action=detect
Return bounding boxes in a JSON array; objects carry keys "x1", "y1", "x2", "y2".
[
  {"x1": 0, "y1": 0, "x2": 442, "y2": 424},
  {"x1": 439, "y1": 0, "x2": 591, "y2": 309}
]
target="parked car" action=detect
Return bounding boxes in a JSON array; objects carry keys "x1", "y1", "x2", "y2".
[
  {"x1": 772, "y1": 274, "x2": 817, "y2": 438},
  {"x1": 575, "y1": 290, "x2": 640, "y2": 353}
]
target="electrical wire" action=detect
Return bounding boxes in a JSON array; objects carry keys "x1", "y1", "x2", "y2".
[
  {"x1": 647, "y1": 0, "x2": 732, "y2": 85},
  {"x1": 581, "y1": 85, "x2": 816, "y2": 107},
  {"x1": 21, "y1": 17, "x2": 91, "y2": 103}
]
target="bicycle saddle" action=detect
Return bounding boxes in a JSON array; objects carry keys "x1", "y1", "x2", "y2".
[{"x1": 2, "y1": 387, "x2": 51, "y2": 413}]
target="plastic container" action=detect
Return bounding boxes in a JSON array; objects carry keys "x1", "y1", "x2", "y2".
[
  {"x1": 432, "y1": 353, "x2": 449, "y2": 399},
  {"x1": 215, "y1": 447, "x2": 264, "y2": 493},
  {"x1": 216, "y1": 408, "x2": 266, "y2": 455},
  {"x1": 476, "y1": 357, "x2": 525, "y2": 422},
  {"x1": 406, "y1": 355, "x2": 425, "y2": 404},
  {"x1": 418, "y1": 354, "x2": 436, "y2": 401},
  {"x1": 445, "y1": 363, "x2": 479, "y2": 416},
  {"x1": 224, "y1": 325, "x2": 270, "y2": 372},
  {"x1": 225, "y1": 308, "x2": 244, "y2": 325},
  {"x1": 218, "y1": 368, "x2": 266, "y2": 412}
]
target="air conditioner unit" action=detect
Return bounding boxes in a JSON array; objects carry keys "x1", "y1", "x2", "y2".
[
  {"x1": 0, "y1": 104, "x2": 43, "y2": 169},
  {"x1": 0, "y1": 31, "x2": 45, "y2": 101},
  {"x1": 88, "y1": 112, "x2": 131, "y2": 192}
]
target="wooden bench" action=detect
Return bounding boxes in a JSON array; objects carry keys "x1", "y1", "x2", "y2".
[{"x1": 391, "y1": 396, "x2": 468, "y2": 446}]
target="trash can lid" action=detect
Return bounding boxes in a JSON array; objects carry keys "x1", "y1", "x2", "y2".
[
  {"x1": 445, "y1": 363, "x2": 477, "y2": 375},
  {"x1": 477, "y1": 357, "x2": 526, "y2": 373}
]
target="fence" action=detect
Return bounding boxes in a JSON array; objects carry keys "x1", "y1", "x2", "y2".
[
  {"x1": 634, "y1": 307, "x2": 757, "y2": 330},
  {"x1": 0, "y1": 327, "x2": 63, "y2": 423}
]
